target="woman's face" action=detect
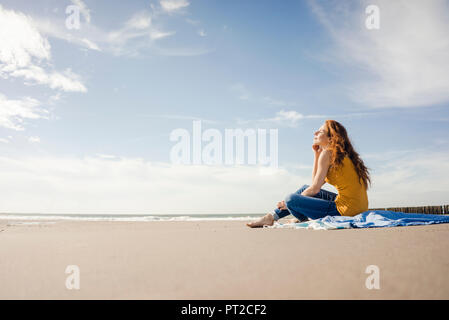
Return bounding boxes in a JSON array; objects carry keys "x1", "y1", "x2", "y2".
[{"x1": 313, "y1": 124, "x2": 330, "y2": 148}]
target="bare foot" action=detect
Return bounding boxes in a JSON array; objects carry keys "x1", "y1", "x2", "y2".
[
  {"x1": 246, "y1": 213, "x2": 274, "y2": 228},
  {"x1": 286, "y1": 218, "x2": 300, "y2": 224}
]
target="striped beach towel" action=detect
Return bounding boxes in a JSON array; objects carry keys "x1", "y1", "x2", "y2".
[{"x1": 265, "y1": 210, "x2": 449, "y2": 230}]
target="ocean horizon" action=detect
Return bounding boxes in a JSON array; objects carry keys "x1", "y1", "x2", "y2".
[{"x1": 0, "y1": 213, "x2": 266, "y2": 222}]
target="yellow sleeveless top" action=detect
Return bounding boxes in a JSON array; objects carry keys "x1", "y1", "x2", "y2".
[{"x1": 325, "y1": 156, "x2": 369, "y2": 216}]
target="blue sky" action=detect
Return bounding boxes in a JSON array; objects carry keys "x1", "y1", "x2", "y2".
[{"x1": 0, "y1": 0, "x2": 448, "y2": 214}]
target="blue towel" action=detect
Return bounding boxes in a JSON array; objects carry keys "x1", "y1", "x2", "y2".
[{"x1": 266, "y1": 210, "x2": 449, "y2": 230}]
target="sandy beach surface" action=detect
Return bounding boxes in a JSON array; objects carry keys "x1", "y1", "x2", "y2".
[{"x1": 1, "y1": 219, "x2": 449, "y2": 299}]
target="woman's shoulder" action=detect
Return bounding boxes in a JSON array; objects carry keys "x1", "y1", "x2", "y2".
[
  {"x1": 320, "y1": 149, "x2": 332, "y2": 165},
  {"x1": 328, "y1": 153, "x2": 348, "y2": 171}
]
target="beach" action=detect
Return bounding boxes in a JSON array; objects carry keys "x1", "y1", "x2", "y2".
[{"x1": 1, "y1": 219, "x2": 449, "y2": 299}]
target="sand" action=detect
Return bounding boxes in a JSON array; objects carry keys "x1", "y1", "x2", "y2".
[{"x1": 1, "y1": 219, "x2": 449, "y2": 299}]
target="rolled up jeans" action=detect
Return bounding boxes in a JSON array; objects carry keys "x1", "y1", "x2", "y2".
[{"x1": 272, "y1": 184, "x2": 341, "y2": 221}]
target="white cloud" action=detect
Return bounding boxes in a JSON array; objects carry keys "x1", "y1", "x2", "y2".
[
  {"x1": 262, "y1": 110, "x2": 329, "y2": 127},
  {"x1": 105, "y1": 11, "x2": 176, "y2": 54},
  {"x1": 106, "y1": 20, "x2": 147, "y2": 45},
  {"x1": 28, "y1": 136, "x2": 41, "y2": 143},
  {"x1": 364, "y1": 149, "x2": 449, "y2": 208},
  {"x1": 96, "y1": 153, "x2": 117, "y2": 159},
  {"x1": 0, "y1": 93, "x2": 48, "y2": 131},
  {"x1": 0, "y1": 155, "x2": 307, "y2": 214},
  {"x1": 160, "y1": 0, "x2": 190, "y2": 13},
  {"x1": 308, "y1": 0, "x2": 449, "y2": 108},
  {"x1": 150, "y1": 29, "x2": 176, "y2": 40},
  {"x1": 0, "y1": 5, "x2": 51, "y2": 70},
  {"x1": 125, "y1": 11, "x2": 152, "y2": 30},
  {"x1": 80, "y1": 38, "x2": 101, "y2": 51},
  {"x1": 140, "y1": 114, "x2": 218, "y2": 124},
  {"x1": 32, "y1": 16, "x2": 102, "y2": 52},
  {"x1": 9, "y1": 65, "x2": 87, "y2": 92},
  {"x1": 32, "y1": 4, "x2": 211, "y2": 58},
  {"x1": 0, "y1": 5, "x2": 87, "y2": 93},
  {"x1": 0, "y1": 149, "x2": 447, "y2": 214},
  {"x1": 238, "y1": 110, "x2": 326, "y2": 127},
  {"x1": 270, "y1": 110, "x2": 304, "y2": 125}
]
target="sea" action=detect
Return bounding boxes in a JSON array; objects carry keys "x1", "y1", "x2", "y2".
[{"x1": 0, "y1": 213, "x2": 264, "y2": 223}]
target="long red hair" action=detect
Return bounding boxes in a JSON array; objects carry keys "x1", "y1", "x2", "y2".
[{"x1": 324, "y1": 120, "x2": 372, "y2": 190}]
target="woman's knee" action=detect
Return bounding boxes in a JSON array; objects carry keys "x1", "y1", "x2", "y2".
[
  {"x1": 284, "y1": 193, "x2": 309, "y2": 220},
  {"x1": 285, "y1": 192, "x2": 301, "y2": 208},
  {"x1": 284, "y1": 193, "x2": 292, "y2": 207}
]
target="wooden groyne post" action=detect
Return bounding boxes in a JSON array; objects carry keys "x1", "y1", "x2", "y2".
[{"x1": 369, "y1": 205, "x2": 449, "y2": 215}]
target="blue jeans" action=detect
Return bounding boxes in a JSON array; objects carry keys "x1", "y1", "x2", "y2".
[{"x1": 272, "y1": 184, "x2": 341, "y2": 221}]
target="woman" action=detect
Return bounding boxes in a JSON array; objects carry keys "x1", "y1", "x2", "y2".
[{"x1": 247, "y1": 120, "x2": 371, "y2": 228}]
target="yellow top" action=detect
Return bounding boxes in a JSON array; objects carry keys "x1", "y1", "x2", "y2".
[{"x1": 324, "y1": 156, "x2": 369, "y2": 216}]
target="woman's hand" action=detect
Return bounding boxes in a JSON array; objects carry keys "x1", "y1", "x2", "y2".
[
  {"x1": 277, "y1": 200, "x2": 287, "y2": 210},
  {"x1": 312, "y1": 143, "x2": 322, "y2": 156}
]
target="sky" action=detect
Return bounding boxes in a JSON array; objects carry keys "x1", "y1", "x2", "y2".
[{"x1": 0, "y1": 0, "x2": 448, "y2": 214}]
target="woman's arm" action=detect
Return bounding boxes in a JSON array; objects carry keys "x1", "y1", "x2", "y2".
[
  {"x1": 312, "y1": 153, "x2": 319, "y2": 181},
  {"x1": 311, "y1": 144, "x2": 322, "y2": 180},
  {"x1": 302, "y1": 149, "x2": 331, "y2": 197}
]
